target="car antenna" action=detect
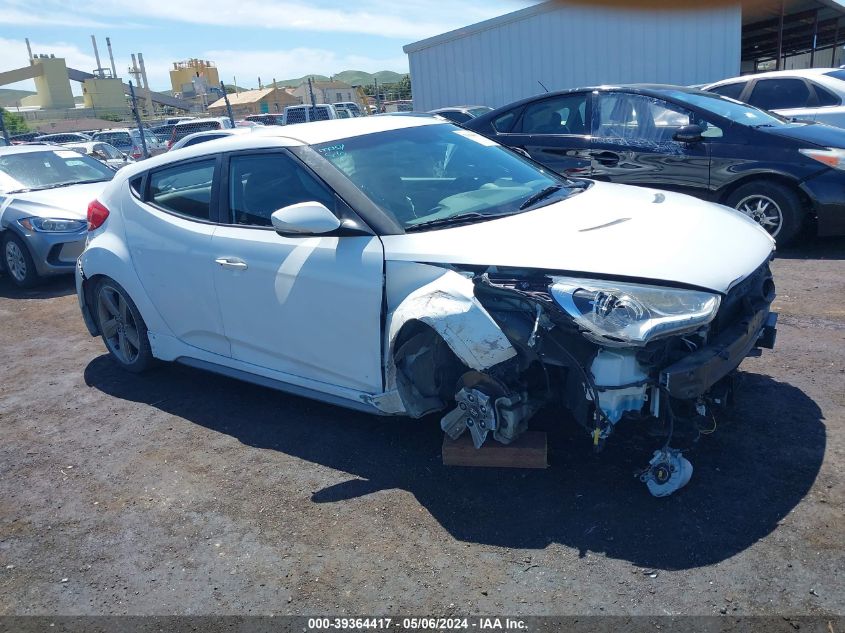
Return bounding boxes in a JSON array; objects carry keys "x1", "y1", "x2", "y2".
[{"x1": 538, "y1": 80, "x2": 549, "y2": 93}]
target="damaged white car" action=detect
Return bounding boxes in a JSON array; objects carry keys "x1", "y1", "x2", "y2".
[{"x1": 76, "y1": 116, "x2": 778, "y2": 496}]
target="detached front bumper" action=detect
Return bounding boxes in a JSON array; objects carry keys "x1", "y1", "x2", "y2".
[{"x1": 660, "y1": 307, "x2": 777, "y2": 399}]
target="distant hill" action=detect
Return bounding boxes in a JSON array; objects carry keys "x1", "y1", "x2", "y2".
[
  {"x1": 0, "y1": 88, "x2": 36, "y2": 107},
  {"x1": 274, "y1": 70, "x2": 406, "y2": 88}
]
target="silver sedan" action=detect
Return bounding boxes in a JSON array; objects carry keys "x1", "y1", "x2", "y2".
[{"x1": 0, "y1": 145, "x2": 113, "y2": 287}]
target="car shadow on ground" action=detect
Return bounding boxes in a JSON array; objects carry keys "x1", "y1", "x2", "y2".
[
  {"x1": 777, "y1": 235, "x2": 845, "y2": 260},
  {"x1": 84, "y1": 356, "x2": 824, "y2": 571},
  {"x1": 0, "y1": 274, "x2": 76, "y2": 299}
]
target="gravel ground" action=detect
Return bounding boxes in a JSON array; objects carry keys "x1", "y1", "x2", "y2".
[{"x1": 0, "y1": 237, "x2": 843, "y2": 617}]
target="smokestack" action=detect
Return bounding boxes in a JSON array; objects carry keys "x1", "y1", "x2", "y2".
[
  {"x1": 91, "y1": 35, "x2": 103, "y2": 77},
  {"x1": 25, "y1": 38, "x2": 33, "y2": 63},
  {"x1": 258, "y1": 77, "x2": 262, "y2": 90},
  {"x1": 106, "y1": 37, "x2": 117, "y2": 79},
  {"x1": 138, "y1": 53, "x2": 149, "y2": 90},
  {"x1": 137, "y1": 53, "x2": 152, "y2": 114}
]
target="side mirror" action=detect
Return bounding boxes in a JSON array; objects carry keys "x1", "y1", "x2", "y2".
[
  {"x1": 270, "y1": 201, "x2": 341, "y2": 236},
  {"x1": 673, "y1": 124, "x2": 704, "y2": 143}
]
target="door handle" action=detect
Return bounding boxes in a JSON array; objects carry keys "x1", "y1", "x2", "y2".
[
  {"x1": 592, "y1": 151, "x2": 620, "y2": 167},
  {"x1": 215, "y1": 257, "x2": 248, "y2": 271}
]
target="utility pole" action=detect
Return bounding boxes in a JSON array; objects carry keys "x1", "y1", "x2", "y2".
[
  {"x1": 221, "y1": 81, "x2": 235, "y2": 128},
  {"x1": 307, "y1": 77, "x2": 317, "y2": 119},
  {"x1": 374, "y1": 78, "x2": 381, "y2": 112},
  {"x1": 128, "y1": 81, "x2": 149, "y2": 159}
]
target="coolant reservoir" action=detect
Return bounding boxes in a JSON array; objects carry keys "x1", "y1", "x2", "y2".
[{"x1": 590, "y1": 349, "x2": 649, "y2": 423}]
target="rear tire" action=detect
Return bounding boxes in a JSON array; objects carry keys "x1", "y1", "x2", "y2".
[
  {"x1": 2, "y1": 232, "x2": 40, "y2": 288},
  {"x1": 94, "y1": 277, "x2": 154, "y2": 373},
  {"x1": 725, "y1": 181, "x2": 804, "y2": 246}
]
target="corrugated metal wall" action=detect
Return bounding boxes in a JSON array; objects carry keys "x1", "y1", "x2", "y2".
[{"x1": 406, "y1": 3, "x2": 741, "y2": 111}]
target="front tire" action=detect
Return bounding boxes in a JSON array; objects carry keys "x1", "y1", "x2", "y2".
[
  {"x1": 2, "y1": 232, "x2": 40, "y2": 288},
  {"x1": 94, "y1": 278, "x2": 154, "y2": 373},
  {"x1": 725, "y1": 181, "x2": 804, "y2": 246}
]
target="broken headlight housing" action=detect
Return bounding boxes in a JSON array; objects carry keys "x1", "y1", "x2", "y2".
[{"x1": 549, "y1": 277, "x2": 720, "y2": 346}]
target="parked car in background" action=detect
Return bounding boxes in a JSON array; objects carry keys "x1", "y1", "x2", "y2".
[
  {"x1": 335, "y1": 108, "x2": 352, "y2": 119},
  {"x1": 466, "y1": 84, "x2": 845, "y2": 244},
  {"x1": 0, "y1": 145, "x2": 114, "y2": 287},
  {"x1": 703, "y1": 69, "x2": 845, "y2": 129},
  {"x1": 429, "y1": 105, "x2": 493, "y2": 124},
  {"x1": 235, "y1": 120, "x2": 263, "y2": 128},
  {"x1": 168, "y1": 128, "x2": 253, "y2": 151},
  {"x1": 93, "y1": 128, "x2": 165, "y2": 159},
  {"x1": 283, "y1": 104, "x2": 337, "y2": 124},
  {"x1": 0, "y1": 137, "x2": 7, "y2": 147},
  {"x1": 64, "y1": 141, "x2": 134, "y2": 170},
  {"x1": 75, "y1": 116, "x2": 778, "y2": 497},
  {"x1": 334, "y1": 101, "x2": 362, "y2": 116},
  {"x1": 151, "y1": 124, "x2": 175, "y2": 143},
  {"x1": 35, "y1": 132, "x2": 92, "y2": 144},
  {"x1": 9, "y1": 132, "x2": 40, "y2": 144},
  {"x1": 168, "y1": 118, "x2": 235, "y2": 149},
  {"x1": 165, "y1": 116, "x2": 196, "y2": 125},
  {"x1": 245, "y1": 114, "x2": 285, "y2": 126}
]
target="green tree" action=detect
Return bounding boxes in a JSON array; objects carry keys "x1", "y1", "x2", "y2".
[{"x1": 1, "y1": 107, "x2": 29, "y2": 135}]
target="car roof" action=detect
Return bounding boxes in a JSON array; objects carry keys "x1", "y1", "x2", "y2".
[
  {"x1": 117, "y1": 115, "x2": 448, "y2": 179},
  {"x1": 706, "y1": 68, "x2": 838, "y2": 86},
  {"x1": 0, "y1": 144, "x2": 71, "y2": 156}
]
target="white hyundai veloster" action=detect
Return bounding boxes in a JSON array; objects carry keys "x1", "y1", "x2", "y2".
[{"x1": 76, "y1": 116, "x2": 778, "y2": 496}]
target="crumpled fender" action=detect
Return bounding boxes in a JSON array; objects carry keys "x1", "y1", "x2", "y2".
[{"x1": 371, "y1": 264, "x2": 516, "y2": 416}]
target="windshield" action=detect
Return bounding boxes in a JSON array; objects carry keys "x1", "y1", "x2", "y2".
[
  {"x1": 0, "y1": 150, "x2": 114, "y2": 193},
  {"x1": 313, "y1": 123, "x2": 578, "y2": 231},
  {"x1": 663, "y1": 90, "x2": 790, "y2": 127}
]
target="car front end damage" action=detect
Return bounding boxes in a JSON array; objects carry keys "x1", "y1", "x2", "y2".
[{"x1": 388, "y1": 259, "x2": 777, "y2": 497}]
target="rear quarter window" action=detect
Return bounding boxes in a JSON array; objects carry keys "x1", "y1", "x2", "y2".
[
  {"x1": 147, "y1": 159, "x2": 216, "y2": 221},
  {"x1": 708, "y1": 82, "x2": 746, "y2": 100}
]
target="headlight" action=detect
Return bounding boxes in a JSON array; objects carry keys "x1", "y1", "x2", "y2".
[
  {"x1": 799, "y1": 147, "x2": 845, "y2": 171},
  {"x1": 18, "y1": 217, "x2": 87, "y2": 233},
  {"x1": 550, "y1": 277, "x2": 721, "y2": 346}
]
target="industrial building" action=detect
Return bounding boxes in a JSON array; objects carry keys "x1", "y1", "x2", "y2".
[
  {"x1": 404, "y1": 0, "x2": 845, "y2": 112},
  {"x1": 290, "y1": 80, "x2": 357, "y2": 105},
  {"x1": 170, "y1": 59, "x2": 220, "y2": 99},
  {"x1": 207, "y1": 87, "x2": 299, "y2": 116}
]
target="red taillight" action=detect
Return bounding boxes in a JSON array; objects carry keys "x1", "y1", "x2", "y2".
[
  {"x1": 87, "y1": 199, "x2": 110, "y2": 231},
  {"x1": 131, "y1": 144, "x2": 142, "y2": 159}
]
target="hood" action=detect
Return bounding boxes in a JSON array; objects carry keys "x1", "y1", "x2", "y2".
[
  {"x1": 2, "y1": 182, "x2": 108, "y2": 221},
  {"x1": 762, "y1": 120, "x2": 845, "y2": 148},
  {"x1": 381, "y1": 181, "x2": 775, "y2": 294}
]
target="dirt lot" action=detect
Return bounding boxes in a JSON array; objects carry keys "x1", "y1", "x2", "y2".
[{"x1": 0, "y1": 237, "x2": 843, "y2": 617}]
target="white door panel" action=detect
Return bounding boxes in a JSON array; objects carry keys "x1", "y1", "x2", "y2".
[
  {"x1": 211, "y1": 227, "x2": 384, "y2": 393},
  {"x1": 122, "y1": 200, "x2": 229, "y2": 356}
]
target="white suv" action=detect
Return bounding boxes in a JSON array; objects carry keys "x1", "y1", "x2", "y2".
[
  {"x1": 75, "y1": 117, "x2": 777, "y2": 497},
  {"x1": 704, "y1": 68, "x2": 845, "y2": 128}
]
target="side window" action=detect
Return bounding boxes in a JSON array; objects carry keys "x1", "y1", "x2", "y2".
[
  {"x1": 148, "y1": 159, "x2": 216, "y2": 221},
  {"x1": 228, "y1": 153, "x2": 335, "y2": 227},
  {"x1": 594, "y1": 93, "x2": 692, "y2": 143},
  {"x1": 521, "y1": 94, "x2": 588, "y2": 135},
  {"x1": 492, "y1": 110, "x2": 517, "y2": 133},
  {"x1": 748, "y1": 79, "x2": 810, "y2": 110},
  {"x1": 813, "y1": 83, "x2": 840, "y2": 107},
  {"x1": 709, "y1": 82, "x2": 746, "y2": 100}
]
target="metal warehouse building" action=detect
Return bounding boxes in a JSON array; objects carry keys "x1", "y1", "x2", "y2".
[{"x1": 404, "y1": 0, "x2": 845, "y2": 112}]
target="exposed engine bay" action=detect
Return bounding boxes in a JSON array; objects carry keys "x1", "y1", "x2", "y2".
[{"x1": 393, "y1": 260, "x2": 777, "y2": 497}]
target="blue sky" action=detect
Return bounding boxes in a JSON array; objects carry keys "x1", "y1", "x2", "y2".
[{"x1": 0, "y1": 0, "x2": 531, "y2": 94}]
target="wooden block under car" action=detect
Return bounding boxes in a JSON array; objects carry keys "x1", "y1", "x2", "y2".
[{"x1": 442, "y1": 431, "x2": 547, "y2": 469}]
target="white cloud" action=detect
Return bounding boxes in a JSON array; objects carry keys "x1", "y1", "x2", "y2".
[
  {"x1": 0, "y1": 8, "x2": 118, "y2": 28},
  {"x1": 5, "y1": 0, "x2": 526, "y2": 40}
]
